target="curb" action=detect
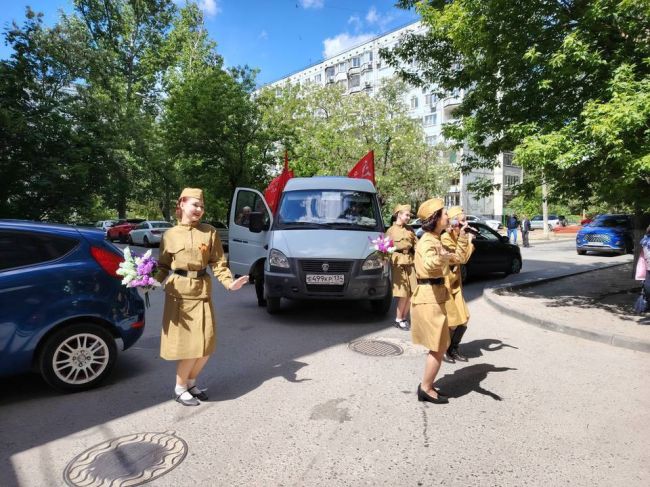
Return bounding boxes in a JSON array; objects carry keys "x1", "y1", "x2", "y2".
[{"x1": 482, "y1": 263, "x2": 650, "y2": 354}]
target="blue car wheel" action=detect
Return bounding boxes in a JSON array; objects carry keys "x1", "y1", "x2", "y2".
[{"x1": 39, "y1": 323, "x2": 118, "y2": 392}]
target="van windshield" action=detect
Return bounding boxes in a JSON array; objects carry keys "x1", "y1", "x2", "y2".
[{"x1": 274, "y1": 190, "x2": 382, "y2": 231}]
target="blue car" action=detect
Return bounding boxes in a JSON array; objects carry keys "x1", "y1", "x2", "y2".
[
  {"x1": 0, "y1": 220, "x2": 145, "y2": 392},
  {"x1": 576, "y1": 214, "x2": 634, "y2": 255}
]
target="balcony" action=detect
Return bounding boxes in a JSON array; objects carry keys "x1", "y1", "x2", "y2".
[
  {"x1": 442, "y1": 93, "x2": 462, "y2": 108},
  {"x1": 348, "y1": 64, "x2": 361, "y2": 75},
  {"x1": 334, "y1": 71, "x2": 347, "y2": 82}
]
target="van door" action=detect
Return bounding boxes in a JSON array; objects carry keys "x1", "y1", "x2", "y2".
[{"x1": 228, "y1": 188, "x2": 273, "y2": 276}]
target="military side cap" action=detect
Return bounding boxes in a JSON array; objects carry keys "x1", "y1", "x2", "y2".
[
  {"x1": 447, "y1": 206, "x2": 464, "y2": 220},
  {"x1": 417, "y1": 198, "x2": 444, "y2": 220},
  {"x1": 393, "y1": 204, "x2": 412, "y2": 215},
  {"x1": 179, "y1": 187, "x2": 204, "y2": 202}
]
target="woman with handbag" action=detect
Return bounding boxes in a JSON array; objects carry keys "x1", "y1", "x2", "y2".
[
  {"x1": 156, "y1": 188, "x2": 249, "y2": 406},
  {"x1": 410, "y1": 198, "x2": 464, "y2": 404},
  {"x1": 635, "y1": 225, "x2": 650, "y2": 314},
  {"x1": 385, "y1": 204, "x2": 418, "y2": 330}
]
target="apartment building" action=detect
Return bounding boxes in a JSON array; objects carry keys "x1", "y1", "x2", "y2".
[{"x1": 266, "y1": 21, "x2": 523, "y2": 220}]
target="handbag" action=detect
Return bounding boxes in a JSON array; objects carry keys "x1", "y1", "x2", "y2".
[{"x1": 634, "y1": 286, "x2": 648, "y2": 314}]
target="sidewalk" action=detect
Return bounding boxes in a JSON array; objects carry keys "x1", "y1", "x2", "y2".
[{"x1": 484, "y1": 262, "x2": 650, "y2": 353}]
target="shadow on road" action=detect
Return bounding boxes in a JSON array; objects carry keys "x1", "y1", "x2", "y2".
[
  {"x1": 460, "y1": 339, "x2": 518, "y2": 359},
  {"x1": 435, "y1": 364, "x2": 517, "y2": 401}
]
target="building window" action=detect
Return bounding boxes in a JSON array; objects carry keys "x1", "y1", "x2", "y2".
[
  {"x1": 410, "y1": 96, "x2": 419, "y2": 109},
  {"x1": 425, "y1": 135, "x2": 437, "y2": 146},
  {"x1": 349, "y1": 74, "x2": 360, "y2": 89},
  {"x1": 337, "y1": 62, "x2": 347, "y2": 73},
  {"x1": 351, "y1": 57, "x2": 360, "y2": 68},
  {"x1": 423, "y1": 114, "x2": 436, "y2": 126},
  {"x1": 314, "y1": 74, "x2": 322, "y2": 83},
  {"x1": 368, "y1": 51, "x2": 373, "y2": 62},
  {"x1": 503, "y1": 152, "x2": 515, "y2": 166},
  {"x1": 425, "y1": 93, "x2": 438, "y2": 106},
  {"x1": 505, "y1": 175, "x2": 520, "y2": 187}
]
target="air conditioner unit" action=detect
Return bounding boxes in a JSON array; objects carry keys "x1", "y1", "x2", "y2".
[{"x1": 364, "y1": 82, "x2": 372, "y2": 88}]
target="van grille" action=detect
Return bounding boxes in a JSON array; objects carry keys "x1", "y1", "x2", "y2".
[
  {"x1": 306, "y1": 285, "x2": 345, "y2": 293},
  {"x1": 300, "y1": 260, "x2": 353, "y2": 273}
]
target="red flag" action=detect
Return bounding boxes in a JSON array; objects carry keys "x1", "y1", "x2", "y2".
[
  {"x1": 348, "y1": 150, "x2": 375, "y2": 185},
  {"x1": 264, "y1": 151, "x2": 294, "y2": 214}
]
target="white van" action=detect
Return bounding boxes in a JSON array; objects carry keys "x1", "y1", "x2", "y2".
[{"x1": 228, "y1": 177, "x2": 392, "y2": 314}]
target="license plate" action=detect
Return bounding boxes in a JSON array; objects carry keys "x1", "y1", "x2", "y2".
[
  {"x1": 588, "y1": 242, "x2": 605, "y2": 246},
  {"x1": 306, "y1": 274, "x2": 344, "y2": 285}
]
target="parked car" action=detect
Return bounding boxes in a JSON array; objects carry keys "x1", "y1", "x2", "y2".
[
  {"x1": 0, "y1": 220, "x2": 145, "y2": 392},
  {"x1": 106, "y1": 219, "x2": 145, "y2": 243},
  {"x1": 466, "y1": 214, "x2": 503, "y2": 230},
  {"x1": 460, "y1": 222, "x2": 522, "y2": 281},
  {"x1": 530, "y1": 214, "x2": 564, "y2": 231},
  {"x1": 576, "y1": 214, "x2": 633, "y2": 255},
  {"x1": 205, "y1": 221, "x2": 229, "y2": 250},
  {"x1": 94, "y1": 220, "x2": 117, "y2": 237},
  {"x1": 128, "y1": 220, "x2": 172, "y2": 247}
]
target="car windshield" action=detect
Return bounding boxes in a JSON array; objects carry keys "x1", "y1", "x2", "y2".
[
  {"x1": 274, "y1": 190, "x2": 382, "y2": 231},
  {"x1": 588, "y1": 216, "x2": 629, "y2": 228},
  {"x1": 150, "y1": 222, "x2": 172, "y2": 228}
]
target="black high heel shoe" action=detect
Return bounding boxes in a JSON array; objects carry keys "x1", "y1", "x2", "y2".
[{"x1": 417, "y1": 384, "x2": 449, "y2": 404}]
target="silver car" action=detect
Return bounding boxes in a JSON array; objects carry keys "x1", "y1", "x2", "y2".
[
  {"x1": 94, "y1": 220, "x2": 117, "y2": 237},
  {"x1": 128, "y1": 221, "x2": 172, "y2": 247}
]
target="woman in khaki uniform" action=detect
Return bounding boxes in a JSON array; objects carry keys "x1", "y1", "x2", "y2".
[
  {"x1": 156, "y1": 188, "x2": 248, "y2": 406},
  {"x1": 441, "y1": 206, "x2": 475, "y2": 362},
  {"x1": 411, "y1": 198, "x2": 455, "y2": 404},
  {"x1": 385, "y1": 204, "x2": 417, "y2": 330}
]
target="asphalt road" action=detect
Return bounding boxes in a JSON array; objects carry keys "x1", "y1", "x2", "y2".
[{"x1": 1, "y1": 240, "x2": 647, "y2": 486}]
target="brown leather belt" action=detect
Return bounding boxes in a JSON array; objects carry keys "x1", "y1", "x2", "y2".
[
  {"x1": 173, "y1": 268, "x2": 207, "y2": 278},
  {"x1": 417, "y1": 278, "x2": 444, "y2": 285}
]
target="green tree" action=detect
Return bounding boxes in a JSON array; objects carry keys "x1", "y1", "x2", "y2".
[
  {"x1": 0, "y1": 10, "x2": 103, "y2": 221},
  {"x1": 383, "y1": 0, "x2": 650, "y2": 216},
  {"x1": 257, "y1": 79, "x2": 453, "y2": 218}
]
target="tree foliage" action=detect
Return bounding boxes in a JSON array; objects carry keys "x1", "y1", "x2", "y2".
[
  {"x1": 384, "y1": 0, "x2": 650, "y2": 212},
  {"x1": 0, "y1": 2, "x2": 273, "y2": 222},
  {"x1": 257, "y1": 79, "x2": 453, "y2": 217}
]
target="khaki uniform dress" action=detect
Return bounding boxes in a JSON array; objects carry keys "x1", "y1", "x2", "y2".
[
  {"x1": 410, "y1": 232, "x2": 453, "y2": 352},
  {"x1": 441, "y1": 231, "x2": 474, "y2": 328},
  {"x1": 155, "y1": 222, "x2": 233, "y2": 360},
  {"x1": 385, "y1": 224, "x2": 418, "y2": 297}
]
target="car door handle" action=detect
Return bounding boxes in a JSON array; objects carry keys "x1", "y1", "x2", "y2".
[{"x1": 233, "y1": 238, "x2": 248, "y2": 244}]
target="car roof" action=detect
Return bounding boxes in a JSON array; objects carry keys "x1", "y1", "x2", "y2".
[
  {"x1": 0, "y1": 219, "x2": 102, "y2": 237},
  {"x1": 283, "y1": 176, "x2": 377, "y2": 193}
]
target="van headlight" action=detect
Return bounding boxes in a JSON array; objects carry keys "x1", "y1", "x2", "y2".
[
  {"x1": 362, "y1": 253, "x2": 384, "y2": 271},
  {"x1": 269, "y1": 249, "x2": 290, "y2": 270}
]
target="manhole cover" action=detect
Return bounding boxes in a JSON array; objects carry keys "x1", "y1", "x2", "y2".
[
  {"x1": 63, "y1": 431, "x2": 187, "y2": 487},
  {"x1": 349, "y1": 339, "x2": 404, "y2": 357}
]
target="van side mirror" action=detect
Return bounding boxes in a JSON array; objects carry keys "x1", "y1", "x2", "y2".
[{"x1": 249, "y1": 212, "x2": 268, "y2": 233}]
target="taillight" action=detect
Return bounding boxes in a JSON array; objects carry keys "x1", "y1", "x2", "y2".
[{"x1": 90, "y1": 246, "x2": 122, "y2": 278}]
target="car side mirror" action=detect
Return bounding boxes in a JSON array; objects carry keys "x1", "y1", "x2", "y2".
[
  {"x1": 249, "y1": 212, "x2": 267, "y2": 233},
  {"x1": 500, "y1": 235, "x2": 509, "y2": 243}
]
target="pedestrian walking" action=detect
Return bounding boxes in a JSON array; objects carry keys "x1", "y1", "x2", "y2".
[
  {"x1": 411, "y1": 198, "x2": 455, "y2": 404},
  {"x1": 506, "y1": 213, "x2": 519, "y2": 244},
  {"x1": 386, "y1": 204, "x2": 418, "y2": 330},
  {"x1": 156, "y1": 188, "x2": 248, "y2": 406},
  {"x1": 521, "y1": 215, "x2": 531, "y2": 247},
  {"x1": 441, "y1": 206, "x2": 475, "y2": 362},
  {"x1": 635, "y1": 225, "x2": 650, "y2": 314}
]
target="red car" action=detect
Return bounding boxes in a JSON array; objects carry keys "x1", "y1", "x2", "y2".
[{"x1": 106, "y1": 219, "x2": 145, "y2": 242}]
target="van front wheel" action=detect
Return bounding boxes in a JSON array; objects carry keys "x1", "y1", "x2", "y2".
[
  {"x1": 266, "y1": 297, "x2": 281, "y2": 314},
  {"x1": 369, "y1": 291, "x2": 392, "y2": 315}
]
